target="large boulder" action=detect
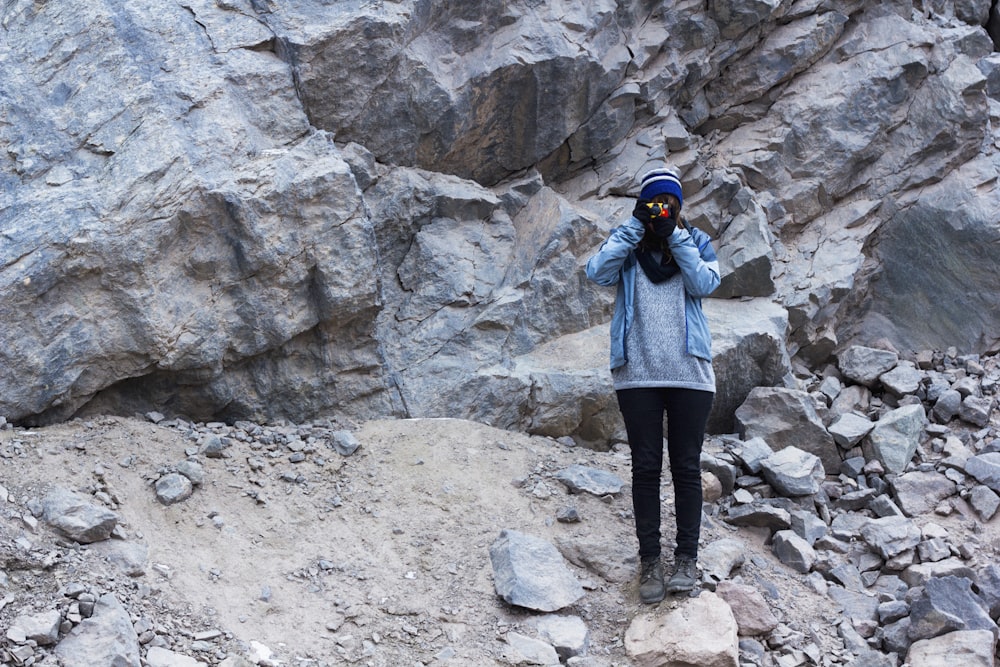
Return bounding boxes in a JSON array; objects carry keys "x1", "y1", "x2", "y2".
[{"x1": 3, "y1": 0, "x2": 1000, "y2": 432}]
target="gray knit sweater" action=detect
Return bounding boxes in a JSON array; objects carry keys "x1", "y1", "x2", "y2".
[{"x1": 611, "y1": 260, "x2": 715, "y2": 393}]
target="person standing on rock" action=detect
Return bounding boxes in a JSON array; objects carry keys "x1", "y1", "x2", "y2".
[{"x1": 585, "y1": 166, "x2": 720, "y2": 603}]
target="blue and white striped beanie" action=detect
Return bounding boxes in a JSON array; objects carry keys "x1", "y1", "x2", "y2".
[{"x1": 638, "y1": 167, "x2": 683, "y2": 208}]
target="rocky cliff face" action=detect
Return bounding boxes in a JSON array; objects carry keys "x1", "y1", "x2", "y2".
[{"x1": 2, "y1": 0, "x2": 1000, "y2": 437}]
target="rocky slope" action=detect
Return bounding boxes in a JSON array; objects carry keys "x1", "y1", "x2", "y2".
[{"x1": 1, "y1": 345, "x2": 997, "y2": 666}]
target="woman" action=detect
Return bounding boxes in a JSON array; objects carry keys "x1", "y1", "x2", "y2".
[{"x1": 585, "y1": 166, "x2": 720, "y2": 603}]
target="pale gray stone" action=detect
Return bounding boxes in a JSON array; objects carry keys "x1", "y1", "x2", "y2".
[
  {"x1": 959, "y1": 395, "x2": 994, "y2": 427},
  {"x1": 490, "y1": 530, "x2": 584, "y2": 612},
  {"x1": 6, "y1": 609, "x2": 61, "y2": 646},
  {"x1": 838, "y1": 346, "x2": 899, "y2": 387},
  {"x1": 965, "y1": 452, "x2": 1000, "y2": 492},
  {"x1": 3, "y1": 0, "x2": 1000, "y2": 448},
  {"x1": 41, "y1": 488, "x2": 118, "y2": 544},
  {"x1": 54, "y1": 594, "x2": 140, "y2": 667},
  {"x1": 146, "y1": 646, "x2": 208, "y2": 667},
  {"x1": 879, "y1": 362, "x2": 924, "y2": 398},
  {"x1": 735, "y1": 387, "x2": 838, "y2": 473},
  {"x1": 704, "y1": 298, "x2": 794, "y2": 435},
  {"x1": 862, "y1": 404, "x2": 927, "y2": 474},
  {"x1": 698, "y1": 538, "x2": 747, "y2": 583},
  {"x1": 860, "y1": 516, "x2": 922, "y2": 559},
  {"x1": 330, "y1": 430, "x2": 361, "y2": 457},
  {"x1": 759, "y1": 446, "x2": 825, "y2": 497},
  {"x1": 725, "y1": 502, "x2": 792, "y2": 530},
  {"x1": 175, "y1": 460, "x2": 205, "y2": 486},
  {"x1": 771, "y1": 530, "x2": 816, "y2": 574},
  {"x1": 553, "y1": 465, "x2": 624, "y2": 496},
  {"x1": 533, "y1": 615, "x2": 590, "y2": 661},
  {"x1": 933, "y1": 389, "x2": 964, "y2": 423},
  {"x1": 889, "y1": 471, "x2": 957, "y2": 517},
  {"x1": 908, "y1": 576, "x2": 997, "y2": 642},
  {"x1": 901, "y1": 558, "x2": 977, "y2": 588},
  {"x1": 828, "y1": 412, "x2": 874, "y2": 449},
  {"x1": 729, "y1": 436, "x2": 773, "y2": 475},
  {"x1": 155, "y1": 473, "x2": 194, "y2": 506},
  {"x1": 555, "y1": 537, "x2": 636, "y2": 584},
  {"x1": 502, "y1": 631, "x2": 560, "y2": 666},
  {"x1": 625, "y1": 592, "x2": 738, "y2": 666},
  {"x1": 906, "y1": 630, "x2": 996, "y2": 667},
  {"x1": 968, "y1": 485, "x2": 1000, "y2": 521}
]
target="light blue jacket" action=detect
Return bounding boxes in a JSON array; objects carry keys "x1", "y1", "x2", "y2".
[{"x1": 585, "y1": 216, "x2": 721, "y2": 369}]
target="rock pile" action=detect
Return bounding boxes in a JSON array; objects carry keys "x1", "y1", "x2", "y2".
[
  {"x1": 485, "y1": 344, "x2": 998, "y2": 666},
  {"x1": 706, "y1": 344, "x2": 1000, "y2": 665}
]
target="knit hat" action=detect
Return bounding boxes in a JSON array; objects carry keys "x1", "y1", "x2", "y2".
[{"x1": 638, "y1": 167, "x2": 683, "y2": 209}]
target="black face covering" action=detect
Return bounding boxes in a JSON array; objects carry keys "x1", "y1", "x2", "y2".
[{"x1": 635, "y1": 245, "x2": 679, "y2": 283}]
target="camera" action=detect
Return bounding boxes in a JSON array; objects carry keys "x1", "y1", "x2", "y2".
[{"x1": 645, "y1": 202, "x2": 676, "y2": 220}]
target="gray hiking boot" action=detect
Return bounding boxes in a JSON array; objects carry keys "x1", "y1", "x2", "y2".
[
  {"x1": 639, "y1": 558, "x2": 665, "y2": 604},
  {"x1": 665, "y1": 556, "x2": 699, "y2": 593}
]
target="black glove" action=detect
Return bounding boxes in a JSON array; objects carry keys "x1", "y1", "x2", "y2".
[
  {"x1": 632, "y1": 199, "x2": 654, "y2": 226},
  {"x1": 651, "y1": 216, "x2": 675, "y2": 239}
]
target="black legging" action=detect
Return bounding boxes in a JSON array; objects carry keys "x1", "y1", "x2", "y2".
[{"x1": 616, "y1": 387, "x2": 714, "y2": 561}]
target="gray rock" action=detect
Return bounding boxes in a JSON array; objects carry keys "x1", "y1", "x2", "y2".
[
  {"x1": 533, "y1": 614, "x2": 590, "y2": 661},
  {"x1": 838, "y1": 346, "x2": 899, "y2": 386},
  {"x1": 863, "y1": 404, "x2": 927, "y2": 474},
  {"x1": 553, "y1": 464, "x2": 624, "y2": 496},
  {"x1": 41, "y1": 488, "x2": 118, "y2": 544},
  {"x1": 175, "y1": 460, "x2": 205, "y2": 486},
  {"x1": 715, "y1": 581, "x2": 779, "y2": 637},
  {"x1": 735, "y1": 387, "x2": 838, "y2": 473},
  {"x1": 331, "y1": 430, "x2": 361, "y2": 457},
  {"x1": 155, "y1": 473, "x2": 194, "y2": 506},
  {"x1": 625, "y1": 592, "x2": 738, "y2": 666},
  {"x1": 975, "y1": 564, "x2": 1000, "y2": 619},
  {"x1": 828, "y1": 412, "x2": 875, "y2": 449},
  {"x1": 704, "y1": 297, "x2": 795, "y2": 435},
  {"x1": 2, "y1": 0, "x2": 1000, "y2": 453},
  {"x1": 960, "y1": 395, "x2": 994, "y2": 427},
  {"x1": 901, "y1": 558, "x2": 977, "y2": 588},
  {"x1": 198, "y1": 434, "x2": 229, "y2": 459},
  {"x1": 146, "y1": 646, "x2": 207, "y2": 667},
  {"x1": 860, "y1": 516, "x2": 922, "y2": 560},
  {"x1": 555, "y1": 537, "x2": 635, "y2": 584},
  {"x1": 879, "y1": 361, "x2": 924, "y2": 398},
  {"x1": 701, "y1": 452, "x2": 738, "y2": 495},
  {"x1": 828, "y1": 586, "x2": 880, "y2": 628},
  {"x1": 698, "y1": 538, "x2": 747, "y2": 583},
  {"x1": 489, "y1": 530, "x2": 584, "y2": 612},
  {"x1": 6, "y1": 609, "x2": 61, "y2": 646},
  {"x1": 93, "y1": 540, "x2": 149, "y2": 577},
  {"x1": 729, "y1": 436, "x2": 774, "y2": 475},
  {"x1": 869, "y1": 494, "x2": 905, "y2": 518},
  {"x1": 968, "y1": 485, "x2": 1000, "y2": 521},
  {"x1": 54, "y1": 594, "x2": 141, "y2": 667},
  {"x1": 502, "y1": 631, "x2": 560, "y2": 666},
  {"x1": 759, "y1": 446, "x2": 825, "y2": 497},
  {"x1": 908, "y1": 576, "x2": 997, "y2": 642},
  {"x1": 889, "y1": 471, "x2": 957, "y2": 517},
  {"x1": 772, "y1": 530, "x2": 816, "y2": 574},
  {"x1": 789, "y1": 509, "x2": 828, "y2": 546},
  {"x1": 932, "y1": 389, "x2": 964, "y2": 423},
  {"x1": 724, "y1": 502, "x2": 792, "y2": 530},
  {"x1": 905, "y1": 630, "x2": 996, "y2": 667},
  {"x1": 964, "y1": 452, "x2": 1000, "y2": 492}
]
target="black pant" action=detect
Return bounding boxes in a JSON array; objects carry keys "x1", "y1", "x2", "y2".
[{"x1": 616, "y1": 387, "x2": 714, "y2": 561}]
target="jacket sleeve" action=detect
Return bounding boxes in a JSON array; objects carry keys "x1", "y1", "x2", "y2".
[
  {"x1": 585, "y1": 217, "x2": 645, "y2": 286},
  {"x1": 668, "y1": 225, "x2": 721, "y2": 297}
]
